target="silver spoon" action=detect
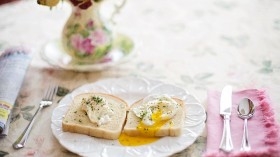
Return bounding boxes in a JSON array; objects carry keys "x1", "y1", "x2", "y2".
[{"x1": 237, "y1": 98, "x2": 255, "y2": 151}]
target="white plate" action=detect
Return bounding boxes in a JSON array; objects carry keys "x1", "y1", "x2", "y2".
[
  {"x1": 40, "y1": 38, "x2": 135, "y2": 72},
  {"x1": 51, "y1": 77, "x2": 206, "y2": 157}
]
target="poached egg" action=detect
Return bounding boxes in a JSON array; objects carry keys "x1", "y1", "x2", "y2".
[
  {"x1": 81, "y1": 95, "x2": 113, "y2": 126},
  {"x1": 133, "y1": 94, "x2": 180, "y2": 126}
]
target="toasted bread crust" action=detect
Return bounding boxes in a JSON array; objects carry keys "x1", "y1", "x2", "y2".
[{"x1": 62, "y1": 93, "x2": 128, "y2": 140}]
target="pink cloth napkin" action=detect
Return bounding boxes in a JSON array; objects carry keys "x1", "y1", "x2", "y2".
[{"x1": 204, "y1": 89, "x2": 280, "y2": 157}]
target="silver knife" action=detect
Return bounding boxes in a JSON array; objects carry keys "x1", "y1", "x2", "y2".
[{"x1": 219, "y1": 85, "x2": 234, "y2": 152}]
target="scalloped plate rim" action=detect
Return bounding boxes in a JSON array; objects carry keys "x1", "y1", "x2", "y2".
[{"x1": 51, "y1": 77, "x2": 206, "y2": 157}]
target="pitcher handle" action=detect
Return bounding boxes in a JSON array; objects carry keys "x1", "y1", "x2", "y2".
[{"x1": 109, "y1": 0, "x2": 127, "y2": 24}]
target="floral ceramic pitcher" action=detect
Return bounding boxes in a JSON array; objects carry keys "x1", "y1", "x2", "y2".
[
  {"x1": 62, "y1": 0, "x2": 111, "y2": 63},
  {"x1": 62, "y1": 1, "x2": 112, "y2": 63},
  {"x1": 38, "y1": 0, "x2": 133, "y2": 64}
]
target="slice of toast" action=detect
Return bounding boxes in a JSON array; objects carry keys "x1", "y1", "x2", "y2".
[
  {"x1": 123, "y1": 97, "x2": 185, "y2": 137},
  {"x1": 62, "y1": 93, "x2": 128, "y2": 140}
]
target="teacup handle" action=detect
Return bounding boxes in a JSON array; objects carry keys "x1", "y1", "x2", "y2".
[{"x1": 109, "y1": 0, "x2": 127, "y2": 24}]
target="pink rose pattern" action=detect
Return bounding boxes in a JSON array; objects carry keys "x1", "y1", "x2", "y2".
[
  {"x1": 71, "y1": 35, "x2": 95, "y2": 55},
  {"x1": 86, "y1": 20, "x2": 94, "y2": 29},
  {"x1": 90, "y1": 29, "x2": 109, "y2": 45},
  {"x1": 69, "y1": 20, "x2": 110, "y2": 56}
]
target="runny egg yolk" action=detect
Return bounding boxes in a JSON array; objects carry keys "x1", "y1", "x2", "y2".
[
  {"x1": 119, "y1": 95, "x2": 178, "y2": 146},
  {"x1": 137, "y1": 110, "x2": 169, "y2": 136},
  {"x1": 118, "y1": 133, "x2": 160, "y2": 146},
  {"x1": 118, "y1": 110, "x2": 174, "y2": 146}
]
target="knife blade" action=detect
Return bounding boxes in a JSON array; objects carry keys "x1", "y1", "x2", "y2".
[{"x1": 219, "y1": 85, "x2": 234, "y2": 152}]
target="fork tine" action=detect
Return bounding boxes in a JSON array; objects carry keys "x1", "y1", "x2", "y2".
[
  {"x1": 43, "y1": 85, "x2": 51, "y2": 100},
  {"x1": 50, "y1": 85, "x2": 58, "y2": 100},
  {"x1": 44, "y1": 84, "x2": 58, "y2": 100},
  {"x1": 46, "y1": 85, "x2": 53, "y2": 100},
  {"x1": 47, "y1": 84, "x2": 57, "y2": 101}
]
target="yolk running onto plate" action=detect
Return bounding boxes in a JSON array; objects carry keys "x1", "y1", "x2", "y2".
[
  {"x1": 118, "y1": 133, "x2": 160, "y2": 146},
  {"x1": 119, "y1": 110, "x2": 174, "y2": 146}
]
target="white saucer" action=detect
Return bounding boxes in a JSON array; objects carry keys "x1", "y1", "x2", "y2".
[{"x1": 40, "y1": 37, "x2": 134, "y2": 71}]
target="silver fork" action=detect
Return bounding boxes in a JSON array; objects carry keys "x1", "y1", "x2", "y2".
[{"x1": 13, "y1": 84, "x2": 58, "y2": 149}]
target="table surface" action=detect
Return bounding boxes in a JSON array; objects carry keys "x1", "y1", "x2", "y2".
[{"x1": 0, "y1": 0, "x2": 280, "y2": 156}]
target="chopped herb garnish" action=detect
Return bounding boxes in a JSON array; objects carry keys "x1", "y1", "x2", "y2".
[
  {"x1": 139, "y1": 110, "x2": 147, "y2": 120},
  {"x1": 92, "y1": 96, "x2": 103, "y2": 104}
]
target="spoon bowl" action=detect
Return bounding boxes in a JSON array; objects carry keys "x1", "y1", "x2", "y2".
[
  {"x1": 237, "y1": 98, "x2": 255, "y2": 151},
  {"x1": 238, "y1": 98, "x2": 255, "y2": 119}
]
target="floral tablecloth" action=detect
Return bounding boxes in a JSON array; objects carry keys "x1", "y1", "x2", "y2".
[{"x1": 0, "y1": 0, "x2": 280, "y2": 156}]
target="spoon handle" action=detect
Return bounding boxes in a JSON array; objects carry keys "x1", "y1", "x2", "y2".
[{"x1": 241, "y1": 119, "x2": 251, "y2": 151}]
